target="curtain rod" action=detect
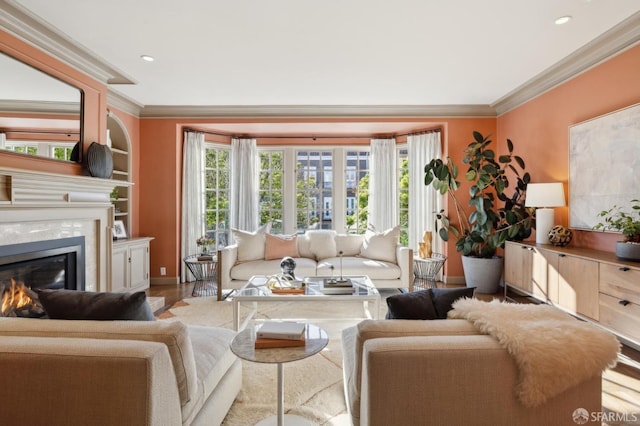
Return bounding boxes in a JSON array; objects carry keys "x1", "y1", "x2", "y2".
[{"x1": 185, "y1": 127, "x2": 441, "y2": 140}]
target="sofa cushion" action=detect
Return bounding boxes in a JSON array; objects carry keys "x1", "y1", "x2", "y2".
[
  {"x1": 360, "y1": 226, "x2": 399, "y2": 263},
  {"x1": 335, "y1": 234, "x2": 364, "y2": 256},
  {"x1": 264, "y1": 233, "x2": 299, "y2": 260},
  {"x1": 385, "y1": 290, "x2": 437, "y2": 319},
  {"x1": 306, "y1": 230, "x2": 337, "y2": 260},
  {"x1": 36, "y1": 289, "x2": 155, "y2": 321},
  {"x1": 316, "y1": 257, "x2": 401, "y2": 280},
  {"x1": 232, "y1": 223, "x2": 270, "y2": 262},
  {"x1": 0, "y1": 317, "x2": 197, "y2": 407},
  {"x1": 181, "y1": 325, "x2": 239, "y2": 424}
]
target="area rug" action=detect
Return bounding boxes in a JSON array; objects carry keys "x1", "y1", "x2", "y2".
[{"x1": 157, "y1": 290, "x2": 398, "y2": 425}]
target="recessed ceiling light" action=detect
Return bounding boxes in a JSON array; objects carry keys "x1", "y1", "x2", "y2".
[
  {"x1": 555, "y1": 15, "x2": 572, "y2": 25},
  {"x1": 140, "y1": 55, "x2": 155, "y2": 62}
]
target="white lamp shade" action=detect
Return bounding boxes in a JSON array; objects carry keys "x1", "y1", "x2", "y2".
[{"x1": 525, "y1": 183, "x2": 566, "y2": 208}]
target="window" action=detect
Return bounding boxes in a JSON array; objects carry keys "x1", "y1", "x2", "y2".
[
  {"x1": 204, "y1": 145, "x2": 231, "y2": 248},
  {"x1": 397, "y1": 147, "x2": 409, "y2": 246},
  {"x1": 259, "y1": 150, "x2": 285, "y2": 233},
  {"x1": 345, "y1": 150, "x2": 370, "y2": 234},
  {"x1": 52, "y1": 145, "x2": 74, "y2": 161},
  {"x1": 5, "y1": 142, "x2": 38, "y2": 155},
  {"x1": 296, "y1": 151, "x2": 332, "y2": 230},
  {"x1": 5, "y1": 140, "x2": 75, "y2": 160}
]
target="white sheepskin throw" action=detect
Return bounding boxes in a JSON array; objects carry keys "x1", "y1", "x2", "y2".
[{"x1": 449, "y1": 298, "x2": 620, "y2": 407}]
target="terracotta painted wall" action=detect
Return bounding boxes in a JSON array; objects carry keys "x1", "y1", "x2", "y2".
[
  {"x1": 0, "y1": 29, "x2": 108, "y2": 174},
  {"x1": 497, "y1": 43, "x2": 640, "y2": 253}
]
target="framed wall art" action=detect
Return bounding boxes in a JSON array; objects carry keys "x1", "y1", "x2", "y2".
[{"x1": 569, "y1": 103, "x2": 640, "y2": 230}]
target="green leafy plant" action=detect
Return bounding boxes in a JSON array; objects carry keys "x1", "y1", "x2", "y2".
[
  {"x1": 424, "y1": 131, "x2": 534, "y2": 258},
  {"x1": 594, "y1": 199, "x2": 640, "y2": 243}
]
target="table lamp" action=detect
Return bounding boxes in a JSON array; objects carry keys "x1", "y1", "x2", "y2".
[{"x1": 525, "y1": 183, "x2": 566, "y2": 244}]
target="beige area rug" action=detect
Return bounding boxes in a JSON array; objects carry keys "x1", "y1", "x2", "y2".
[{"x1": 157, "y1": 290, "x2": 399, "y2": 425}]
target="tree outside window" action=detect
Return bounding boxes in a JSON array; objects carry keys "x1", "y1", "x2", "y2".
[
  {"x1": 397, "y1": 148, "x2": 409, "y2": 246},
  {"x1": 259, "y1": 151, "x2": 284, "y2": 233},
  {"x1": 204, "y1": 146, "x2": 230, "y2": 248}
]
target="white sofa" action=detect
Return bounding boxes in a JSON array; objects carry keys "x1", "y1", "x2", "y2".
[
  {"x1": 0, "y1": 318, "x2": 242, "y2": 426},
  {"x1": 218, "y1": 229, "x2": 413, "y2": 290}
]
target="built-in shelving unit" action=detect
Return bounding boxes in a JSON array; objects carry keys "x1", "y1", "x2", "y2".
[{"x1": 107, "y1": 113, "x2": 131, "y2": 234}]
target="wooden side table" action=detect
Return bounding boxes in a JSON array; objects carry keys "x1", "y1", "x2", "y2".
[
  {"x1": 412, "y1": 253, "x2": 447, "y2": 290},
  {"x1": 230, "y1": 323, "x2": 328, "y2": 426},
  {"x1": 183, "y1": 254, "x2": 225, "y2": 299}
]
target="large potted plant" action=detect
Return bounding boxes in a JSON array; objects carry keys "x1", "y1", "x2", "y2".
[
  {"x1": 594, "y1": 199, "x2": 640, "y2": 262},
  {"x1": 424, "y1": 131, "x2": 534, "y2": 293}
]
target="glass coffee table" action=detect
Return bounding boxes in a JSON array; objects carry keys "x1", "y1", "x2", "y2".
[{"x1": 232, "y1": 275, "x2": 381, "y2": 331}]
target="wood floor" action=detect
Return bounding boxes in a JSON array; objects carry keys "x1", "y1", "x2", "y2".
[{"x1": 148, "y1": 283, "x2": 640, "y2": 422}]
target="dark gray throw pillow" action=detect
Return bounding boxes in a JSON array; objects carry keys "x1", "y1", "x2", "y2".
[
  {"x1": 431, "y1": 287, "x2": 476, "y2": 319},
  {"x1": 36, "y1": 289, "x2": 155, "y2": 321},
  {"x1": 385, "y1": 290, "x2": 438, "y2": 320}
]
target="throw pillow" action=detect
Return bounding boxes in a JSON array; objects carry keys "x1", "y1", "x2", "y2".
[
  {"x1": 264, "y1": 233, "x2": 299, "y2": 260},
  {"x1": 432, "y1": 287, "x2": 476, "y2": 319},
  {"x1": 335, "y1": 234, "x2": 364, "y2": 256},
  {"x1": 232, "y1": 223, "x2": 271, "y2": 262},
  {"x1": 307, "y1": 230, "x2": 337, "y2": 260},
  {"x1": 36, "y1": 289, "x2": 155, "y2": 321},
  {"x1": 385, "y1": 290, "x2": 438, "y2": 320},
  {"x1": 360, "y1": 226, "x2": 400, "y2": 263}
]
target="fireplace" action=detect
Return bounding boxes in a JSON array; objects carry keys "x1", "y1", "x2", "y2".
[{"x1": 0, "y1": 237, "x2": 85, "y2": 316}]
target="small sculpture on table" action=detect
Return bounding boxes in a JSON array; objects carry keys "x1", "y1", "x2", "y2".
[
  {"x1": 280, "y1": 256, "x2": 297, "y2": 281},
  {"x1": 418, "y1": 231, "x2": 433, "y2": 258}
]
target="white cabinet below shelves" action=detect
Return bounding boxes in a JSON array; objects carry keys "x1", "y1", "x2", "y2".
[{"x1": 111, "y1": 238, "x2": 153, "y2": 293}]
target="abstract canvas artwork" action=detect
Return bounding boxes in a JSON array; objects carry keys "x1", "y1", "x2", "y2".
[{"x1": 569, "y1": 103, "x2": 640, "y2": 230}]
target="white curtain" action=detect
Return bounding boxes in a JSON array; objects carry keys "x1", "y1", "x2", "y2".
[
  {"x1": 230, "y1": 138, "x2": 259, "y2": 233},
  {"x1": 369, "y1": 138, "x2": 397, "y2": 231},
  {"x1": 180, "y1": 131, "x2": 205, "y2": 282},
  {"x1": 0, "y1": 132, "x2": 6, "y2": 149},
  {"x1": 408, "y1": 131, "x2": 443, "y2": 256}
]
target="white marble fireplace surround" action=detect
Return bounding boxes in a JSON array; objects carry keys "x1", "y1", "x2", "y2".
[{"x1": 0, "y1": 167, "x2": 116, "y2": 292}]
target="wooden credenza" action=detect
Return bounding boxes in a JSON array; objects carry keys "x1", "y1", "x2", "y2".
[{"x1": 504, "y1": 241, "x2": 640, "y2": 347}]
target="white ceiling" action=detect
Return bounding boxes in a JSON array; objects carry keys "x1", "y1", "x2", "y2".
[{"x1": 7, "y1": 0, "x2": 640, "y2": 110}]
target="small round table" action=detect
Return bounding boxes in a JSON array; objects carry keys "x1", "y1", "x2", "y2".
[
  {"x1": 413, "y1": 253, "x2": 447, "y2": 290},
  {"x1": 230, "y1": 323, "x2": 328, "y2": 426},
  {"x1": 183, "y1": 254, "x2": 223, "y2": 299}
]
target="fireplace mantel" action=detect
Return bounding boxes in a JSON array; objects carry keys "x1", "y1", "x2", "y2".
[{"x1": 0, "y1": 167, "x2": 119, "y2": 291}]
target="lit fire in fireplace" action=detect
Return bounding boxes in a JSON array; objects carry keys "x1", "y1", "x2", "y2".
[{"x1": 1, "y1": 279, "x2": 45, "y2": 317}]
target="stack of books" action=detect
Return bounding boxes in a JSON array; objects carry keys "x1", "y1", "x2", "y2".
[{"x1": 254, "y1": 321, "x2": 306, "y2": 349}]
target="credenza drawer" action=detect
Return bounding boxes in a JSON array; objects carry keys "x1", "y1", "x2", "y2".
[
  {"x1": 599, "y1": 293, "x2": 640, "y2": 342},
  {"x1": 599, "y1": 263, "x2": 640, "y2": 305}
]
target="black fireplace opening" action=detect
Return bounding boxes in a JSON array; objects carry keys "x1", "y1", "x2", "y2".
[{"x1": 0, "y1": 237, "x2": 85, "y2": 317}]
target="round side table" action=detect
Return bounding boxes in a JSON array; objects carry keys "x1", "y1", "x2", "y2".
[
  {"x1": 230, "y1": 323, "x2": 328, "y2": 426},
  {"x1": 413, "y1": 253, "x2": 447, "y2": 290},
  {"x1": 183, "y1": 254, "x2": 223, "y2": 299}
]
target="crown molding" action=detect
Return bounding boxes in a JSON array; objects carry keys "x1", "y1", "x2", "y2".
[
  {"x1": 492, "y1": 11, "x2": 640, "y2": 116},
  {"x1": 139, "y1": 104, "x2": 497, "y2": 118},
  {"x1": 0, "y1": 0, "x2": 135, "y2": 85},
  {"x1": 107, "y1": 89, "x2": 143, "y2": 117}
]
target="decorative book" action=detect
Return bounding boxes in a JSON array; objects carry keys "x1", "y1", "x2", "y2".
[
  {"x1": 254, "y1": 337, "x2": 306, "y2": 349},
  {"x1": 257, "y1": 321, "x2": 306, "y2": 340}
]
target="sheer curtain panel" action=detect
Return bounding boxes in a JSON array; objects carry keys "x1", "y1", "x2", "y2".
[
  {"x1": 369, "y1": 138, "x2": 397, "y2": 231},
  {"x1": 181, "y1": 131, "x2": 205, "y2": 282},
  {"x1": 408, "y1": 131, "x2": 443, "y2": 257},
  {"x1": 230, "y1": 138, "x2": 259, "y2": 233}
]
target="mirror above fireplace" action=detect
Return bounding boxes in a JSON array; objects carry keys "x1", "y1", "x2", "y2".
[{"x1": 0, "y1": 51, "x2": 83, "y2": 163}]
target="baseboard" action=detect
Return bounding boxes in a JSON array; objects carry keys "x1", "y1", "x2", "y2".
[{"x1": 150, "y1": 276, "x2": 180, "y2": 286}]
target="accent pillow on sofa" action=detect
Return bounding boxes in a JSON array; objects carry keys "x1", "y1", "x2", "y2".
[
  {"x1": 385, "y1": 287, "x2": 476, "y2": 320},
  {"x1": 385, "y1": 290, "x2": 438, "y2": 320},
  {"x1": 360, "y1": 226, "x2": 399, "y2": 263},
  {"x1": 264, "y1": 233, "x2": 299, "y2": 260},
  {"x1": 307, "y1": 230, "x2": 337, "y2": 260},
  {"x1": 232, "y1": 223, "x2": 270, "y2": 262},
  {"x1": 36, "y1": 289, "x2": 155, "y2": 321}
]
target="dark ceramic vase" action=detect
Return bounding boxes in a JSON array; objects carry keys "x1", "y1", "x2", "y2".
[{"x1": 85, "y1": 142, "x2": 114, "y2": 178}]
